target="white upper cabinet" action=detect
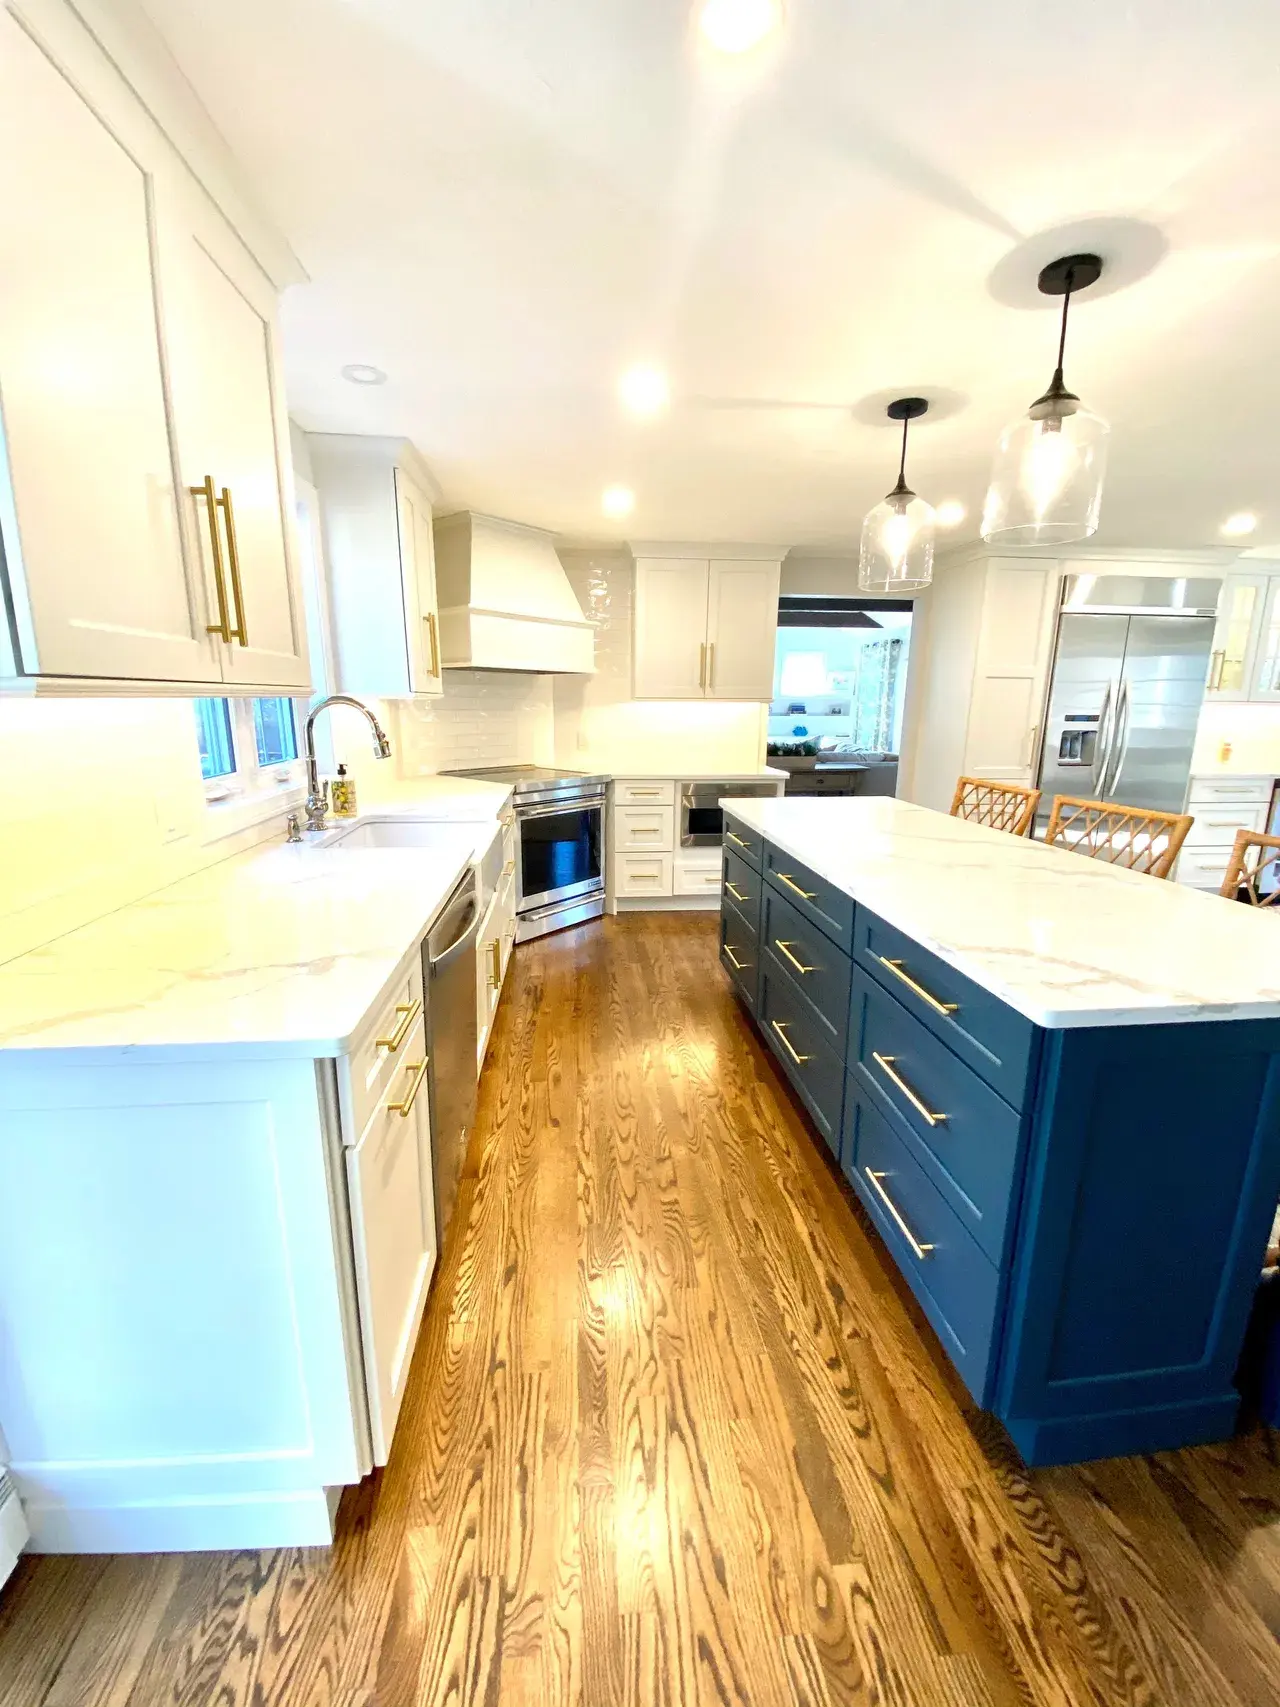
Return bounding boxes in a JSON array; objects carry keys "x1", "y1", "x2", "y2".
[
  {"x1": 632, "y1": 551, "x2": 781, "y2": 700},
  {"x1": 1206, "y1": 570, "x2": 1278, "y2": 702},
  {"x1": 164, "y1": 196, "x2": 310, "y2": 691},
  {"x1": 0, "y1": 11, "x2": 213, "y2": 686},
  {"x1": 633, "y1": 558, "x2": 709, "y2": 697},
  {"x1": 706, "y1": 560, "x2": 782, "y2": 699},
  {"x1": 0, "y1": 3, "x2": 309, "y2": 695},
  {"x1": 307, "y1": 436, "x2": 444, "y2": 700}
]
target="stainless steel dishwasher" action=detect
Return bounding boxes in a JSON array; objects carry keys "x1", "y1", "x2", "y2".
[{"x1": 423, "y1": 870, "x2": 480, "y2": 1247}]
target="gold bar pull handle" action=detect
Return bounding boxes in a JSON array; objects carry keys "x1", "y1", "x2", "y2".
[
  {"x1": 724, "y1": 945, "x2": 752, "y2": 972},
  {"x1": 426, "y1": 610, "x2": 441, "y2": 677},
  {"x1": 776, "y1": 872, "x2": 818, "y2": 901},
  {"x1": 864, "y1": 1168, "x2": 935, "y2": 1260},
  {"x1": 726, "y1": 882, "x2": 748, "y2": 902},
  {"x1": 377, "y1": 997, "x2": 423, "y2": 1052},
  {"x1": 698, "y1": 642, "x2": 707, "y2": 688},
  {"x1": 706, "y1": 641, "x2": 715, "y2": 690},
  {"x1": 726, "y1": 832, "x2": 749, "y2": 848},
  {"x1": 216, "y1": 486, "x2": 249, "y2": 646},
  {"x1": 770, "y1": 1019, "x2": 811, "y2": 1065},
  {"x1": 876, "y1": 956, "x2": 958, "y2": 1016},
  {"x1": 871, "y1": 1052, "x2": 947, "y2": 1127},
  {"x1": 489, "y1": 939, "x2": 503, "y2": 989},
  {"x1": 190, "y1": 475, "x2": 232, "y2": 641},
  {"x1": 1208, "y1": 649, "x2": 1225, "y2": 692},
  {"x1": 774, "y1": 939, "x2": 816, "y2": 976},
  {"x1": 388, "y1": 1059, "x2": 428, "y2": 1118}
]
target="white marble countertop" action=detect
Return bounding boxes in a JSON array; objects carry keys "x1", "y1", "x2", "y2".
[
  {"x1": 724, "y1": 796, "x2": 1280, "y2": 1029},
  {"x1": 0, "y1": 809, "x2": 499, "y2": 1062}
]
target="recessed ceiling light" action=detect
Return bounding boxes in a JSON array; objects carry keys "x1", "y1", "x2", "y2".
[
  {"x1": 341, "y1": 362, "x2": 387, "y2": 385},
  {"x1": 697, "y1": 0, "x2": 782, "y2": 56},
  {"x1": 1221, "y1": 511, "x2": 1258, "y2": 537},
  {"x1": 936, "y1": 500, "x2": 966, "y2": 528},
  {"x1": 618, "y1": 364, "x2": 670, "y2": 417},
  {"x1": 602, "y1": 485, "x2": 635, "y2": 518}
]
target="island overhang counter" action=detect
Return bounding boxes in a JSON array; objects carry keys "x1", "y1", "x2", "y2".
[{"x1": 719, "y1": 796, "x2": 1280, "y2": 1466}]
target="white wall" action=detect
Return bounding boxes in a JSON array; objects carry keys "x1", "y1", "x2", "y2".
[
  {"x1": 1192, "y1": 701, "x2": 1280, "y2": 777},
  {"x1": 552, "y1": 549, "x2": 766, "y2": 772}
]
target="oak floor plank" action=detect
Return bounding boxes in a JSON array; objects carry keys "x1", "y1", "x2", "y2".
[{"x1": 3, "y1": 913, "x2": 1280, "y2": 1707}]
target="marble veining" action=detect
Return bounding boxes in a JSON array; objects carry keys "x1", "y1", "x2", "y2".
[
  {"x1": 727, "y1": 796, "x2": 1280, "y2": 1028},
  {"x1": 0, "y1": 791, "x2": 508, "y2": 1058}
]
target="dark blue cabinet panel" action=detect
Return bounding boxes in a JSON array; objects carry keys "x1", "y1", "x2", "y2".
[
  {"x1": 722, "y1": 846, "x2": 762, "y2": 930},
  {"x1": 848, "y1": 969, "x2": 1025, "y2": 1267},
  {"x1": 761, "y1": 885, "x2": 852, "y2": 1053},
  {"x1": 853, "y1": 909, "x2": 1037, "y2": 1109},
  {"x1": 763, "y1": 846, "x2": 854, "y2": 954},
  {"x1": 722, "y1": 814, "x2": 764, "y2": 872},
  {"x1": 758, "y1": 952, "x2": 845, "y2": 1157},
  {"x1": 844, "y1": 1088, "x2": 1002, "y2": 1404},
  {"x1": 993, "y1": 1018, "x2": 1280, "y2": 1465},
  {"x1": 720, "y1": 895, "x2": 760, "y2": 1015}
]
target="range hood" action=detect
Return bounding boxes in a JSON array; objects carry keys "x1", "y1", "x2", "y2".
[{"x1": 432, "y1": 512, "x2": 595, "y2": 673}]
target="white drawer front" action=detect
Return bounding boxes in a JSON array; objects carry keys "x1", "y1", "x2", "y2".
[
  {"x1": 614, "y1": 780, "x2": 676, "y2": 806},
  {"x1": 1188, "y1": 778, "x2": 1274, "y2": 806},
  {"x1": 616, "y1": 853, "x2": 674, "y2": 896},
  {"x1": 674, "y1": 857, "x2": 726, "y2": 896},
  {"x1": 1183, "y1": 804, "x2": 1268, "y2": 848},
  {"x1": 613, "y1": 805, "x2": 675, "y2": 852},
  {"x1": 1177, "y1": 851, "x2": 1232, "y2": 889},
  {"x1": 345, "y1": 959, "x2": 425, "y2": 1138},
  {"x1": 347, "y1": 1013, "x2": 436, "y2": 1465}
]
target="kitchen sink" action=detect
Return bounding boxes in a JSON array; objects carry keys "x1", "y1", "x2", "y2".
[{"x1": 321, "y1": 819, "x2": 465, "y2": 851}]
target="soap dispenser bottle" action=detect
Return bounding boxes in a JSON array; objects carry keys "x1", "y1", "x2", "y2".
[{"x1": 330, "y1": 764, "x2": 357, "y2": 818}]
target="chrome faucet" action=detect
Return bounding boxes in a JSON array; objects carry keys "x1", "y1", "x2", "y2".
[{"x1": 303, "y1": 695, "x2": 392, "y2": 832}]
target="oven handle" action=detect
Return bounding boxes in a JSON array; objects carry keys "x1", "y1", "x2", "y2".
[{"x1": 517, "y1": 795, "x2": 606, "y2": 822}]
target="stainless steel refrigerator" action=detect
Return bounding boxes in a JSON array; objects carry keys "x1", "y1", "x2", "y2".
[{"x1": 1034, "y1": 575, "x2": 1220, "y2": 831}]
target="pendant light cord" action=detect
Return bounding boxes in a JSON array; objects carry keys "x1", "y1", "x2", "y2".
[
  {"x1": 897, "y1": 415, "x2": 910, "y2": 488},
  {"x1": 1052, "y1": 267, "x2": 1074, "y2": 390}
]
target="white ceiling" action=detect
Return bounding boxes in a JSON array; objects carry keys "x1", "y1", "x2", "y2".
[{"x1": 142, "y1": 0, "x2": 1280, "y2": 551}]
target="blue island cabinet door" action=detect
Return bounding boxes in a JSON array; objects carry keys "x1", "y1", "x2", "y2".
[{"x1": 994, "y1": 1017, "x2": 1280, "y2": 1467}]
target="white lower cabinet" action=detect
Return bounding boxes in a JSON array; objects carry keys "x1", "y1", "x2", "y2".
[
  {"x1": 0, "y1": 939, "x2": 445, "y2": 1552},
  {"x1": 477, "y1": 872, "x2": 517, "y2": 1066},
  {"x1": 1176, "y1": 775, "x2": 1273, "y2": 891},
  {"x1": 673, "y1": 854, "x2": 724, "y2": 897},
  {"x1": 345, "y1": 1014, "x2": 436, "y2": 1464},
  {"x1": 615, "y1": 852, "x2": 675, "y2": 897}
]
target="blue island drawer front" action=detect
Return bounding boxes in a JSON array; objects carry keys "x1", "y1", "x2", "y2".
[
  {"x1": 844, "y1": 1088, "x2": 1001, "y2": 1404},
  {"x1": 758, "y1": 953, "x2": 845, "y2": 1157},
  {"x1": 854, "y1": 910, "x2": 1037, "y2": 1109},
  {"x1": 722, "y1": 847, "x2": 763, "y2": 926},
  {"x1": 764, "y1": 846, "x2": 855, "y2": 953},
  {"x1": 761, "y1": 885, "x2": 851, "y2": 1052},
  {"x1": 848, "y1": 969, "x2": 1022, "y2": 1266},
  {"x1": 720, "y1": 896, "x2": 760, "y2": 1014},
  {"x1": 723, "y1": 816, "x2": 764, "y2": 872}
]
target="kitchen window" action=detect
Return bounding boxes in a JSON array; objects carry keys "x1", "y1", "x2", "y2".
[{"x1": 195, "y1": 695, "x2": 305, "y2": 833}]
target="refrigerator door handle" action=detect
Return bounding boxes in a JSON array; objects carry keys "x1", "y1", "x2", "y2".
[
  {"x1": 1103, "y1": 680, "x2": 1132, "y2": 798},
  {"x1": 1090, "y1": 680, "x2": 1116, "y2": 794}
]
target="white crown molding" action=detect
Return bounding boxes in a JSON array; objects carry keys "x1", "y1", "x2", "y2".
[
  {"x1": 935, "y1": 539, "x2": 1241, "y2": 570},
  {"x1": 627, "y1": 541, "x2": 790, "y2": 561}
]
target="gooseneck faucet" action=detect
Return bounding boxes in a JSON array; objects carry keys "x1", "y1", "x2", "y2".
[{"x1": 303, "y1": 695, "x2": 392, "y2": 832}]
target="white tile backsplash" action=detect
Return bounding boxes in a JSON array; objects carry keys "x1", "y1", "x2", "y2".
[{"x1": 389, "y1": 670, "x2": 556, "y2": 774}]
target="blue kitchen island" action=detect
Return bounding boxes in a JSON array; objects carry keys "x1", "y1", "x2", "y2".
[{"x1": 720, "y1": 796, "x2": 1280, "y2": 1466}]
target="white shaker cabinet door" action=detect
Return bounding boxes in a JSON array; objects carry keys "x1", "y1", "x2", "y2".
[
  {"x1": 706, "y1": 559, "x2": 781, "y2": 699},
  {"x1": 346, "y1": 1017, "x2": 437, "y2": 1465},
  {"x1": 633, "y1": 559, "x2": 710, "y2": 697},
  {"x1": 0, "y1": 15, "x2": 216, "y2": 683},
  {"x1": 165, "y1": 200, "x2": 311, "y2": 691},
  {"x1": 394, "y1": 470, "x2": 445, "y2": 697}
]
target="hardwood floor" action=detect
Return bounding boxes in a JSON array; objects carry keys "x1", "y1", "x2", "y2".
[{"x1": 3, "y1": 912, "x2": 1280, "y2": 1705}]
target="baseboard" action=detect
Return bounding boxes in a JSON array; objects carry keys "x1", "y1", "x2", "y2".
[
  {"x1": 616, "y1": 896, "x2": 720, "y2": 912},
  {"x1": 1002, "y1": 1393, "x2": 1242, "y2": 1467},
  {"x1": 24, "y1": 1487, "x2": 338, "y2": 1554},
  {"x1": 0, "y1": 1472, "x2": 29, "y2": 1587}
]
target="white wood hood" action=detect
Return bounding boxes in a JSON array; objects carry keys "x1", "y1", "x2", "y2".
[{"x1": 432, "y1": 512, "x2": 595, "y2": 674}]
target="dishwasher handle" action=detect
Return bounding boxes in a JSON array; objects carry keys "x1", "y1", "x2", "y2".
[{"x1": 428, "y1": 873, "x2": 480, "y2": 971}]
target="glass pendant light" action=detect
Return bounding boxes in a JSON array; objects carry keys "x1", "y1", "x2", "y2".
[
  {"x1": 982, "y1": 253, "x2": 1109, "y2": 546},
  {"x1": 859, "y1": 397, "x2": 936, "y2": 594}
]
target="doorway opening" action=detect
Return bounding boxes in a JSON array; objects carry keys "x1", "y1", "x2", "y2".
[{"x1": 768, "y1": 596, "x2": 913, "y2": 796}]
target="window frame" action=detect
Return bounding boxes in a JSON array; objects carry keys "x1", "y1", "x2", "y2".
[{"x1": 200, "y1": 696, "x2": 307, "y2": 841}]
